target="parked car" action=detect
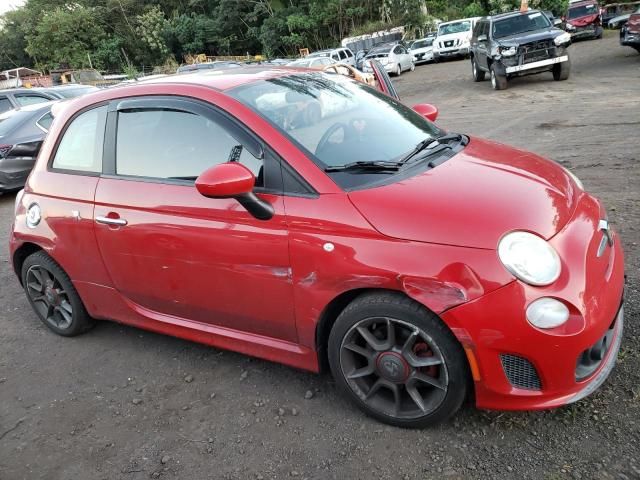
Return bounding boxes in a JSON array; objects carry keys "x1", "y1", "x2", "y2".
[
  {"x1": 0, "y1": 88, "x2": 58, "y2": 114},
  {"x1": 433, "y1": 17, "x2": 480, "y2": 60},
  {"x1": 42, "y1": 84, "x2": 100, "y2": 99},
  {"x1": 355, "y1": 49, "x2": 369, "y2": 70},
  {"x1": 543, "y1": 10, "x2": 564, "y2": 26},
  {"x1": 603, "y1": 2, "x2": 640, "y2": 27},
  {"x1": 409, "y1": 37, "x2": 435, "y2": 64},
  {"x1": 0, "y1": 101, "x2": 55, "y2": 192},
  {"x1": 287, "y1": 57, "x2": 337, "y2": 69},
  {"x1": 10, "y1": 66, "x2": 624, "y2": 428},
  {"x1": 620, "y1": 9, "x2": 640, "y2": 51},
  {"x1": 362, "y1": 43, "x2": 415, "y2": 76},
  {"x1": 176, "y1": 61, "x2": 242, "y2": 74},
  {"x1": 470, "y1": 10, "x2": 572, "y2": 90},
  {"x1": 564, "y1": 0, "x2": 604, "y2": 39},
  {"x1": 307, "y1": 48, "x2": 356, "y2": 67}
]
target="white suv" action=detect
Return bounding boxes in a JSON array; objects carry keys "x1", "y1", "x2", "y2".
[
  {"x1": 433, "y1": 17, "x2": 480, "y2": 60},
  {"x1": 307, "y1": 47, "x2": 356, "y2": 67}
]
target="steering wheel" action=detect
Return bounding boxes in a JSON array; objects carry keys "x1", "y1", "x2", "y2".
[{"x1": 316, "y1": 122, "x2": 350, "y2": 156}]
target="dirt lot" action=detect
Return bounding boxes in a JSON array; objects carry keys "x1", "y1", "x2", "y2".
[{"x1": 1, "y1": 33, "x2": 639, "y2": 480}]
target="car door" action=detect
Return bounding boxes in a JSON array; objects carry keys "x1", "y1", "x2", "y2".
[
  {"x1": 370, "y1": 60, "x2": 401, "y2": 100},
  {"x1": 475, "y1": 21, "x2": 490, "y2": 70},
  {"x1": 93, "y1": 96, "x2": 297, "y2": 342}
]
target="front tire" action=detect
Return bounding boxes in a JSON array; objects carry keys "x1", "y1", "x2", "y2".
[
  {"x1": 395, "y1": 64, "x2": 402, "y2": 76},
  {"x1": 328, "y1": 292, "x2": 469, "y2": 428},
  {"x1": 472, "y1": 57, "x2": 485, "y2": 82},
  {"x1": 21, "y1": 251, "x2": 95, "y2": 336},
  {"x1": 490, "y1": 64, "x2": 508, "y2": 90},
  {"x1": 553, "y1": 59, "x2": 571, "y2": 81},
  {"x1": 410, "y1": 62, "x2": 415, "y2": 72}
]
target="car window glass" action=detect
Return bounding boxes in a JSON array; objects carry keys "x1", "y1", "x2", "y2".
[
  {"x1": 0, "y1": 96, "x2": 13, "y2": 113},
  {"x1": 346, "y1": 50, "x2": 353, "y2": 58},
  {"x1": 115, "y1": 109, "x2": 263, "y2": 185},
  {"x1": 339, "y1": 50, "x2": 347, "y2": 60},
  {"x1": 15, "y1": 94, "x2": 49, "y2": 107},
  {"x1": 37, "y1": 112, "x2": 54, "y2": 131},
  {"x1": 52, "y1": 105, "x2": 107, "y2": 172}
]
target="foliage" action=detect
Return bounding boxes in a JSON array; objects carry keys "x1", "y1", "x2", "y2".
[{"x1": 0, "y1": 0, "x2": 572, "y2": 72}]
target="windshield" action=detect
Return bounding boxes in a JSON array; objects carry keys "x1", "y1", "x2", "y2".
[
  {"x1": 493, "y1": 11, "x2": 551, "y2": 38},
  {"x1": 229, "y1": 72, "x2": 442, "y2": 188},
  {"x1": 568, "y1": 4, "x2": 598, "y2": 19},
  {"x1": 0, "y1": 110, "x2": 31, "y2": 136},
  {"x1": 412, "y1": 39, "x2": 433, "y2": 49},
  {"x1": 438, "y1": 21, "x2": 472, "y2": 36}
]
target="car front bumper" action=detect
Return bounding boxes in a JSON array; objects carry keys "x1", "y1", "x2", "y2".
[
  {"x1": 413, "y1": 51, "x2": 434, "y2": 63},
  {"x1": 621, "y1": 31, "x2": 640, "y2": 47},
  {"x1": 0, "y1": 160, "x2": 33, "y2": 192},
  {"x1": 434, "y1": 47, "x2": 469, "y2": 58},
  {"x1": 505, "y1": 55, "x2": 568, "y2": 74},
  {"x1": 442, "y1": 193, "x2": 626, "y2": 411},
  {"x1": 569, "y1": 25, "x2": 600, "y2": 38}
]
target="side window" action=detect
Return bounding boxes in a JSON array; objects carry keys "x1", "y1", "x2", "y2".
[
  {"x1": 37, "y1": 112, "x2": 54, "y2": 132},
  {"x1": 115, "y1": 108, "x2": 264, "y2": 186},
  {"x1": 15, "y1": 94, "x2": 50, "y2": 107},
  {"x1": 52, "y1": 105, "x2": 107, "y2": 172},
  {"x1": 339, "y1": 50, "x2": 348, "y2": 60},
  {"x1": 0, "y1": 96, "x2": 11, "y2": 113},
  {"x1": 331, "y1": 53, "x2": 340, "y2": 61},
  {"x1": 345, "y1": 49, "x2": 354, "y2": 58}
]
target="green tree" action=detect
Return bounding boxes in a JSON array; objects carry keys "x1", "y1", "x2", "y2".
[{"x1": 25, "y1": 5, "x2": 107, "y2": 70}]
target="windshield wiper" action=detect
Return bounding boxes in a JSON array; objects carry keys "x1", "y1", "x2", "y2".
[
  {"x1": 324, "y1": 160, "x2": 403, "y2": 172},
  {"x1": 400, "y1": 132, "x2": 467, "y2": 165}
]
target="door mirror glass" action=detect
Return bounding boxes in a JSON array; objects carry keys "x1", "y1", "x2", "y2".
[
  {"x1": 412, "y1": 104, "x2": 439, "y2": 122},
  {"x1": 195, "y1": 162, "x2": 255, "y2": 198}
]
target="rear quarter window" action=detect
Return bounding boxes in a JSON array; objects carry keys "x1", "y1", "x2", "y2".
[{"x1": 52, "y1": 105, "x2": 107, "y2": 172}]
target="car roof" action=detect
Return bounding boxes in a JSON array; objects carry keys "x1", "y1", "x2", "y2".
[
  {"x1": 439, "y1": 17, "x2": 478, "y2": 26},
  {"x1": 569, "y1": 0, "x2": 598, "y2": 7},
  {"x1": 128, "y1": 66, "x2": 313, "y2": 91},
  {"x1": 487, "y1": 9, "x2": 544, "y2": 21},
  {"x1": 0, "y1": 87, "x2": 55, "y2": 96}
]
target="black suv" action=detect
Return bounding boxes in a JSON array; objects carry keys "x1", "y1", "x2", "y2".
[{"x1": 469, "y1": 10, "x2": 572, "y2": 90}]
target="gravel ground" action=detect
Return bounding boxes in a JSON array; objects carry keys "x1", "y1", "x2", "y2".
[{"x1": 1, "y1": 33, "x2": 639, "y2": 480}]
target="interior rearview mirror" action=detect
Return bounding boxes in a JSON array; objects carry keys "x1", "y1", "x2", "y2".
[
  {"x1": 195, "y1": 162, "x2": 274, "y2": 220},
  {"x1": 412, "y1": 104, "x2": 439, "y2": 122}
]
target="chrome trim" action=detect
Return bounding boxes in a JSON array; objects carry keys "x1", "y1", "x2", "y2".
[{"x1": 505, "y1": 55, "x2": 568, "y2": 74}]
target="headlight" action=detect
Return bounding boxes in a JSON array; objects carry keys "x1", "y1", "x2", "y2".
[
  {"x1": 499, "y1": 46, "x2": 518, "y2": 57},
  {"x1": 563, "y1": 167, "x2": 584, "y2": 190},
  {"x1": 378, "y1": 58, "x2": 388, "y2": 65},
  {"x1": 526, "y1": 298, "x2": 570, "y2": 329},
  {"x1": 498, "y1": 231, "x2": 561, "y2": 286},
  {"x1": 566, "y1": 23, "x2": 576, "y2": 30},
  {"x1": 554, "y1": 32, "x2": 571, "y2": 45}
]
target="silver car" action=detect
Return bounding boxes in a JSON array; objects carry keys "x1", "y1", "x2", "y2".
[{"x1": 363, "y1": 44, "x2": 415, "y2": 76}]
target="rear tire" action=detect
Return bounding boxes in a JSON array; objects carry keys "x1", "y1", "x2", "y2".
[
  {"x1": 553, "y1": 59, "x2": 571, "y2": 81},
  {"x1": 328, "y1": 292, "x2": 469, "y2": 428},
  {"x1": 21, "y1": 251, "x2": 95, "y2": 337},
  {"x1": 490, "y1": 64, "x2": 508, "y2": 90},
  {"x1": 472, "y1": 58, "x2": 485, "y2": 82}
]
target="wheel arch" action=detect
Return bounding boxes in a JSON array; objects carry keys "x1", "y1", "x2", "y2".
[
  {"x1": 12, "y1": 242, "x2": 44, "y2": 283},
  {"x1": 314, "y1": 286, "x2": 469, "y2": 372}
]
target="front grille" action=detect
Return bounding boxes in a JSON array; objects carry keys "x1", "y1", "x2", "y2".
[
  {"x1": 500, "y1": 354, "x2": 542, "y2": 390},
  {"x1": 518, "y1": 39, "x2": 556, "y2": 64}
]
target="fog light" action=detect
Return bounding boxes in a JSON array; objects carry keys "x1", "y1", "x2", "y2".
[{"x1": 526, "y1": 298, "x2": 569, "y2": 329}]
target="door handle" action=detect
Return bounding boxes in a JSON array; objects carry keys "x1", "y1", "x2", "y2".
[{"x1": 96, "y1": 215, "x2": 128, "y2": 226}]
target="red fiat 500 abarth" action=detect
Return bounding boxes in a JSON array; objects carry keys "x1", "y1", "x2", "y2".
[{"x1": 10, "y1": 68, "x2": 624, "y2": 427}]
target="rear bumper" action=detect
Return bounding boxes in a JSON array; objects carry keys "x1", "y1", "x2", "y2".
[
  {"x1": 621, "y1": 31, "x2": 640, "y2": 46},
  {"x1": 442, "y1": 194, "x2": 626, "y2": 411}
]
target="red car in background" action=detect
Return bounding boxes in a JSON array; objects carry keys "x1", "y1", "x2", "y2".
[
  {"x1": 621, "y1": 10, "x2": 640, "y2": 52},
  {"x1": 10, "y1": 67, "x2": 624, "y2": 427},
  {"x1": 564, "y1": 0, "x2": 604, "y2": 39}
]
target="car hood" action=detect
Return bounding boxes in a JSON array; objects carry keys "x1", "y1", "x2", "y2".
[
  {"x1": 567, "y1": 13, "x2": 599, "y2": 26},
  {"x1": 436, "y1": 32, "x2": 471, "y2": 43},
  {"x1": 348, "y1": 137, "x2": 579, "y2": 249},
  {"x1": 496, "y1": 27, "x2": 564, "y2": 46}
]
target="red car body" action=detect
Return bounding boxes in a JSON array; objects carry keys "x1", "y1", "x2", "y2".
[
  {"x1": 565, "y1": 0, "x2": 604, "y2": 39},
  {"x1": 621, "y1": 12, "x2": 640, "y2": 51},
  {"x1": 10, "y1": 69, "x2": 624, "y2": 415}
]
